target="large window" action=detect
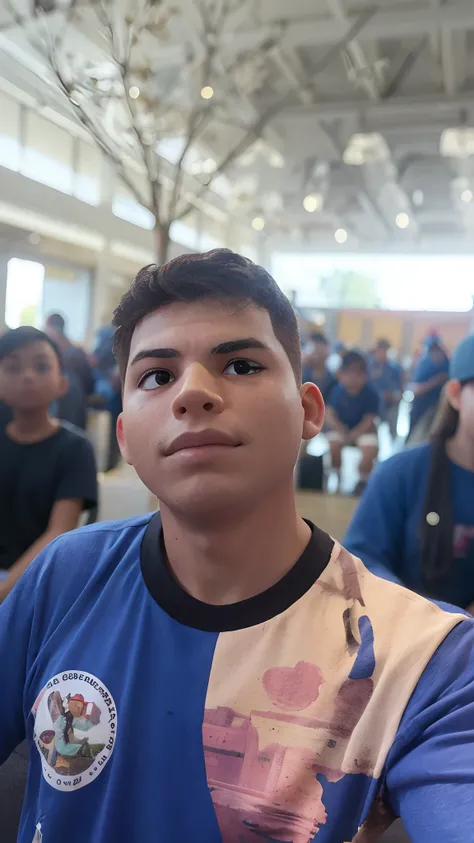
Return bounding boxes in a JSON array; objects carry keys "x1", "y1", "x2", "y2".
[
  {"x1": 23, "y1": 112, "x2": 75, "y2": 193},
  {"x1": 0, "y1": 92, "x2": 21, "y2": 171},
  {"x1": 272, "y1": 253, "x2": 474, "y2": 312},
  {"x1": 5, "y1": 258, "x2": 45, "y2": 328}
]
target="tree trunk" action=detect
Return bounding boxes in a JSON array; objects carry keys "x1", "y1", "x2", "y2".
[{"x1": 153, "y1": 223, "x2": 171, "y2": 265}]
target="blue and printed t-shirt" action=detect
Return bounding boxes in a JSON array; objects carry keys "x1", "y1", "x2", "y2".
[
  {"x1": 1, "y1": 514, "x2": 474, "y2": 843},
  {"x1": 345, "y1": 443, "x2": 474, "y2": 608},
  {"x1": 327, "y1": 383, "x2": 379, "y2": 430}
]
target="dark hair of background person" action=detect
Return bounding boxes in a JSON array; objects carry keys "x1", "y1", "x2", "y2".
[
  {"x1": 112, "y1": 249, "x2": 302, "y2": 383},
  {"x1": 46, "y1": 313, "x2": 66, "y2": 334},
  {"x1": 339, "y1": 350, "x2": 368, "y2": 372},
  {"x1": 309, "y1": 331, "x2": 329, "y2": 345},
  {"x1": 419, "y1": 381, "x2": 474, "y2": 593},
  {"x1": 375, "y1": 338, "x2": 390, "y2": 350},
  {"x1": 0, "y1": 326, "x2": 63, "y2": 371}
]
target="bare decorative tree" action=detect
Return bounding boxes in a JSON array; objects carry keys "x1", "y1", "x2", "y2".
[{"x1": 5, "y1": 0, "x2": 295, "y2": 262}]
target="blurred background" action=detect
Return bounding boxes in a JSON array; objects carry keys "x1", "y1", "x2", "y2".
[{"x1": 2, "y1": 2, "x2": 474, "y2": 839}]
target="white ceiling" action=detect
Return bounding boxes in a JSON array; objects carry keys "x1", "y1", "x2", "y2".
[{"x1": 1, "y1": 0, "x2": 474, "y2": 252}]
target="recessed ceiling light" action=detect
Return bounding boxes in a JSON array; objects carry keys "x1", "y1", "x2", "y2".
[
  {"x1": 200, "y1": 86, "x2": 214, "y2": 100},
  {"x1": 252, "y1": 216, "x2": 265, "y2": 231},
  {"x1": 334, "y1": 228, "x2": 348, "y2": 244},
  {"x1": 303, "y1": 193, "x2": 323, "y2": 213},
  {"x1": 128, "y1": 86, "x2": 140, "y2": 99},
  {"x1": 461, "y1": 188, "x2": 473, "y2": 203},
  {"x1": 396, "y1": 212, "x2": 410, "y2": 229}
]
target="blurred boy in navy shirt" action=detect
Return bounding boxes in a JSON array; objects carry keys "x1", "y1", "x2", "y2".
[{"x1": 326, "y1": 350, "x2": 379, "y2": 493}]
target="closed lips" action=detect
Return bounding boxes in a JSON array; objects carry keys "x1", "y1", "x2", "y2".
[{"x1": 165, "y1": 430, "x2": 241, "y2": 455}]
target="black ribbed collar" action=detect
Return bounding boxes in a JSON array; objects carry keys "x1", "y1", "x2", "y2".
[{"x1": 140, "y1": 513, "x2": 334, "y2": 632}]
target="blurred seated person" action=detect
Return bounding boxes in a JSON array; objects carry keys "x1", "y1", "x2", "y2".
[
  {"x1": 302, "y1": 331, "x2": 337, "y2": 402},
  {"x1": 326, "y1": 350, "x2": 379, "y2": 494},
  {"x1": 344, "y1": 334, "x2": 474, "y2": 612},
  {"x1": 45, "y1": 313, "x2": 94, "y2": 430},
  {"x1": 369, "y1": 338, "x2": 403, "y2": 440},
  {"x1": 0, "y1": 327, "x2": 98, "y2": 602},
  {"x1": 407, "y1": 336, "x2": 449, "y2": 444}
]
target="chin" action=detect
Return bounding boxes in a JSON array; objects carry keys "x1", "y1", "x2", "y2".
[{"x1": 158, "y1": 477, "x2": 250, "y2": 520}]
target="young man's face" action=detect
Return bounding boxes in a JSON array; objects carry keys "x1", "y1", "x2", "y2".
[
  {"x1": 339, "y1": 364, "x2": 367, "y2": 394},
  {"x1": 0, "y1": 341, "x2": 67, "y2": 412},
  {"x1": 374, "y1": 347, "x2": 388, "y2": 364},
  {"x1": 118, "y1": 300, "x2": 322, "y2": 519}
]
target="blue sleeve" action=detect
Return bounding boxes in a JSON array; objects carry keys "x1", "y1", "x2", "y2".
[
  {"x1": 0, "y1": 550, "x2": 49, "y2": 762},
  {"x1": 385, "y1": 620, "x2": 474, "y2": 841},
  {"x1": 344, "y1": 457, "x2": 407, "y2": 584}
]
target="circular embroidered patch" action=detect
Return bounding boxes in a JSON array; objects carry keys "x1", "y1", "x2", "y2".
[{"x1": 32, "y1": 671, "x2": 117, "y2": 791}]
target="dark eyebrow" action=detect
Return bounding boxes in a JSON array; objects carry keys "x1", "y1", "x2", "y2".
[
  {"x1": 211, "y1": 338, "x2": 268, "y2": 355},
  {"x1": 130, "y1": 348, "x2": 180, "y2": 366}
]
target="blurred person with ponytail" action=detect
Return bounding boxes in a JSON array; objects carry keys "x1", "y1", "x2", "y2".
[{"x1": 345, "y1": 333, "x2": 474, "y2": 611}]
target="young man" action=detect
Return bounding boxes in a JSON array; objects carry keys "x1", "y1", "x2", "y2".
[
  {"x1": 0, "y1": 327, "x2": 98, "y2": 601},
  {"x1": 368, "y1": 339, "x2": 403, "y2": 440},
  {"x1": 0, "y1": 251, "x2": 473, "y2": 843},
  {"x1": 302, "y1": 331, "x2": 337, "y2": 402},
  {"x1": 325, "y1": 350, "x2": 379, "y2": 492}
]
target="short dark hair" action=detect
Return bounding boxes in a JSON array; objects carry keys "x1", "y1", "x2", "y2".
[
  {"x1": 375, "y1": 338, "x2": 390, "y2": 350},
  {"x1": 113, "y1": 249, "x2": 302, "y2": 381},
  {"x1": 340, "y1": 350, "x2": 368, "y2": 373},
  {"x1": 309, "y1": 331, "x2": 329, "y2": 345},
  {"x1": 47, "y1": 313, "x2": 66, "y2": 333},
  {"x1": 0, "y1": 326, "x2": 63, "y2": 370}
]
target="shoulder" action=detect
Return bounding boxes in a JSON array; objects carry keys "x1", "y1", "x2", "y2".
[
  {"x1": 363, "y1": 384, "x2": 379, "y2": 399},
  {"x1": 56, "y1": 423, "x2": 94, "y2": 455},
  {"x1": 30, "y1": 514, "x2": 154, "y2": 595},
  {"x1": 328, "y1": 383, "x2": 343, "y2": 400},
  {"x1": 374, "y1": 442, "x2": 431, "y2": 479}
]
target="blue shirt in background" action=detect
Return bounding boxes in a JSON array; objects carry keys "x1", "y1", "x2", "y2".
[
  {"x1": 410, "y1": 352, "x2": 449, "y2": 428},
  {"x1": 302, "y1": 365, "x2": 337, "y2": 402},
  {"x1": 327, "y1": 383, "x2": 379, "y2": 429},
  {"x1": 368, "y1": 359, "x2": 402, "y2": 415},
  {"x1": 344, "y1": 443, "x2": 474, "y2": 608}
]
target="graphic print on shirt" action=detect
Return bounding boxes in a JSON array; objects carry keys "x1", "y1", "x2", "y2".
[
  {"x1": 203, "y1": 549, "x2": 379, "y2": 843},
  {"x1": 32, "y1": 671, "x2": 117, "y2": 792}
]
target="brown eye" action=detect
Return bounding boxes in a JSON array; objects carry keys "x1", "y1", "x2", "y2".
[{"x1": 140, "y1": 370, "x2": 174, "y2": 390}]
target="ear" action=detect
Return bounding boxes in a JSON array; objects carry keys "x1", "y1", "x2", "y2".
[
  {"x1": 300, "y1": 382, "x2": 325, "y2": 441},
  {"x1": 116, "y1": 413, "x2": 132, "y2": 465},
  {"x1": 446, "y1": 379, "x2": 462, "y2": 412}
]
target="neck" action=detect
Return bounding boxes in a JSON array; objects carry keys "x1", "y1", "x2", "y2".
[
  {"x1": 160, "y1": 483, "x2": 311, "y2": 605},
  {"x1": 446, "y1": 429, "x2": 474, "y2": 473},
  {"x1": 8, "y1": 409, "x2": 58, "y2": 443}
]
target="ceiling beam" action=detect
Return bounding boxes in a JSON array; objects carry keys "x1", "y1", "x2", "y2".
[
  {"x1": 324, "y1": 0, "x2": 380, "y2": 102},
  {"x1": 281, "y1": 94, "x2": 474, "y2": 121},
  {"x1": 441, "y1": 28, "x2": 457, "y2": 96}
]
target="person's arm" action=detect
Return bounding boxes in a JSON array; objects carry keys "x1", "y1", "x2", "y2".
[
  {"x1": 410, "y1": 372, "x2": 449, "y2": 396},
  {"x1": 347, "y1": 413, "x2": 377, "y2": 443},
  {"x1": 384, "y1": 620, "x2": 474, "y2": 842},
  {"x1": 0, "y1": 498, "x2": 82, "y2": 602},
  {"x1": 344, "y1": 457, "x2": 408, "y2": 583}
]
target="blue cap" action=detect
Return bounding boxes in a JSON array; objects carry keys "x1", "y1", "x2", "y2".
[{"x1": 450, "y1": 333, "x2": 474, "y2": 381}]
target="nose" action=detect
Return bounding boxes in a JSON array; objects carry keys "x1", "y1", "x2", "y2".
[{"x1": 171, "y1": 363, "x2": 224, "y2": 419}]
